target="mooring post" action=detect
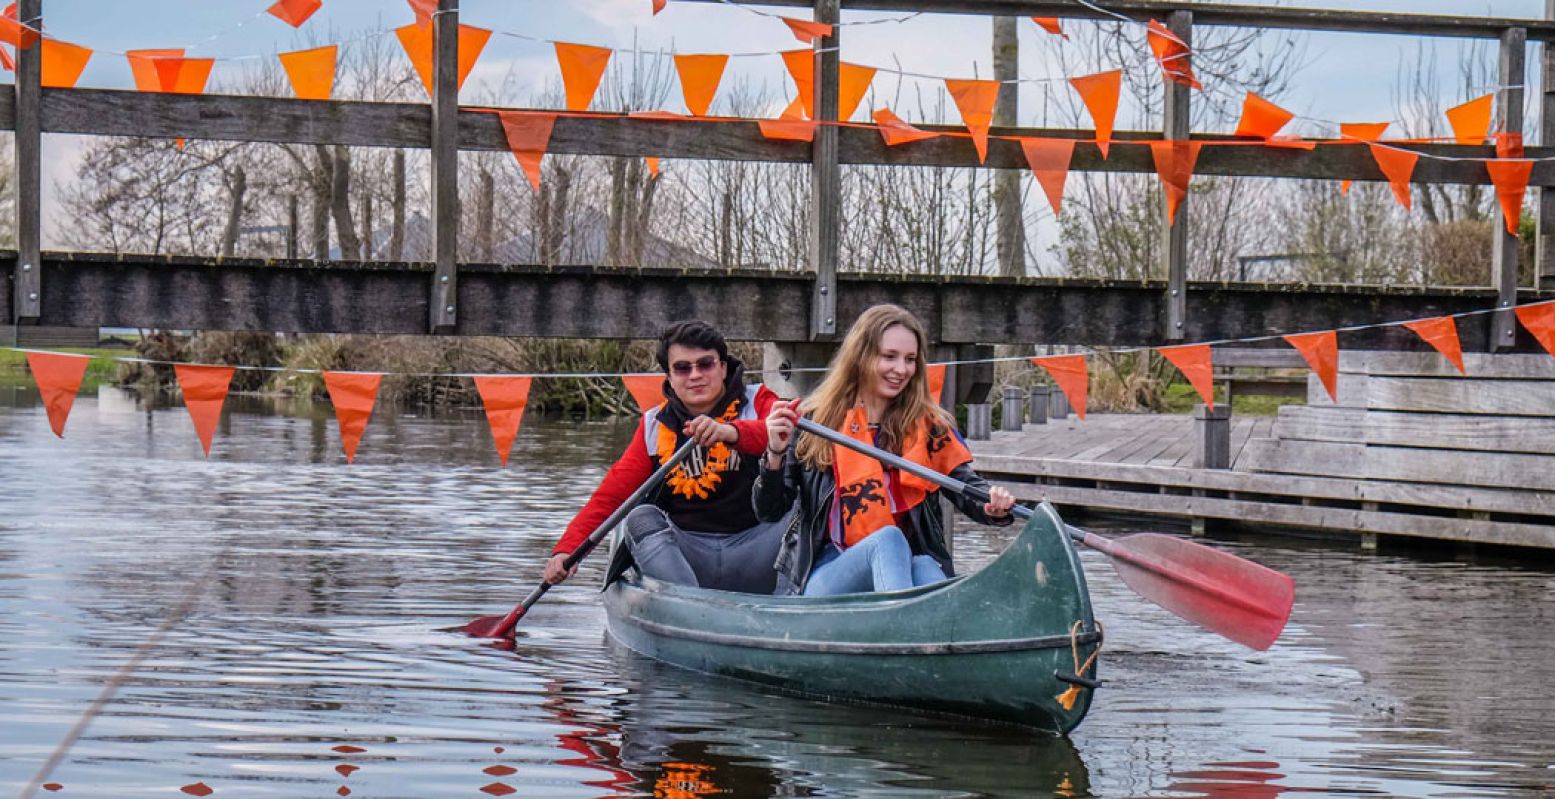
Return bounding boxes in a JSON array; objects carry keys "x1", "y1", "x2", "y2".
[
  {"x1": 1049, "y1": 386, "x2": 1070, "y2": 419},
  {"x1": 809, "y1": 0, "x2": 840, "y2": 340},
  {"x1": 1194, "y1": 403, "x2": 1232, "y2": 469},
  {"x1": 13, "y1": 0, "x2": 41, "y2": 325},
  {"x1": 1027, "y1": 385, "x2": 1049, "y2": 425},
  {"x1": 428, "y1": 0, "x2": 460, "y2": 333},
  {"x1": 1000, "y1": 385, "x2": 1023, "y2": 432},
  {"x1": 1492, "y1": 26, "x2": 1526, "y2": 350},
  {"x1": 1161, "y1": 9, "x2": 1192, "y2": 342},
  {"x1": 967, "y1": 403, "x2": 992, "y2": 440}
]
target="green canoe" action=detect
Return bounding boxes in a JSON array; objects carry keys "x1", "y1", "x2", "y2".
[{"x1": 602, "y1": 501, "x2": 1102, "y2": 734}]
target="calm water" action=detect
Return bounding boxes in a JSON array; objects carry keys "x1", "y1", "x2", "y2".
[{"x1": 2, "y1": 386, "x2": 1554, "y2": 798}]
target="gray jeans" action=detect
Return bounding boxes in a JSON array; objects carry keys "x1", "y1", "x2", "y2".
[{"x1": 622, "y1": 505, "x2": 793, "y2": 594}]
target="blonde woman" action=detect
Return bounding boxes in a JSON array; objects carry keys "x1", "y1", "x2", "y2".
[{"x1": 755, "y1": 305, "x2": 1015, "y2": 596}]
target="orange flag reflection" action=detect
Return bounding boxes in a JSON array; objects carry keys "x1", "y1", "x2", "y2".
[
  {"x1": 1158, "y1": 344, "x2": 1215, "y2": 408},
  {"x1": 323, "y1": 371, "x2": 383, "y2": 463},
  {"x1": 1030, "y1": 355, "x2": 1088, "y2": 420},
  {"x1": 1402, "y1": 316, "x2": 1466, "y2": 374},
  {"x1": 945, "y1": 78, "x2": 999, "y2": 163},
  {"x1": 1282, "y1": 331, "x2": 1338, "y2": 402},
  {"x1": 1069, "y1": 70, "x2": 1119, "y2": 158},
  {"x1": 25, "y1": 351, "x2": 90, "y2": 438},
  {"x1": 473, "y1": 375, "x2": 533, "y2": 467},
  {"x1": 174, "y1": 364, "x2": 235, "y2": 456}
]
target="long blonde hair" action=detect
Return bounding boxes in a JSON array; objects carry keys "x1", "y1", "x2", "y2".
[{"x1": 796, "y1": 304, "x2": 955, "y2": 470}]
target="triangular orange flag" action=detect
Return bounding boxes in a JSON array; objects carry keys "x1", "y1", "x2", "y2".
[
  {"x1": 926, "y1": 364, "x2": 947, "y2": 405},
  {"x1": 759, "y1": 98, "x2": 815, "y2": 142},
  {"x1": 407, "y1": 0, "x2": 436, "y2": 26},
  {"x1": 1402, "y1": 316, "x2": 1466, "y2": 375},
  {"x1": 1496, "y1": 131, "x2": 1524, "y2": 159},
  {"x1": 780, "y1": 49, "x2": 814, "y2": 119},
  {"x1": 1445, "y1": 94, "x2": 1493, "y2": 145},
  {"x1": 1339, "y1": 122, "x2": 1388, "y2": 194},
  {"x1": 622, "y1": 374, "x2": 665, "y2": 412},
  {"x1": 1515, "y1": 302, "x2": 1555, "y2": 358},
  {"x1": 40, "y1": 39, "x2": 91, "y2": 89},
  {"x1": 646, "y1": 156, "x2": 660, "y2": 177},
  {"x1": 1069, "y1": 70, "x2": 1119, "y2": 158},
  {"x1": 497, "y1": 111, "x2": 555, "y2": 191},
  {"x1": 174, "y1": 364, "x2": 234, "y2": 456},
  {"x1": 945, "y1": 79, "x2": 999, "y2": 164},
  {"x1": 1030, "y1": 355, "x2": 1088, "y2": 420},
  {"x1": 1031, "y1": 17, "x2": 1067, "y2": 38},
  {"x1": 1282, "y1": 331, "x2": 1338, "y2": 402},
  {"x1": 473, "y1": 375, "x2": 533, "y2": 467},
  {"x1": 127, "y1": 51, "x2": 212, "y2": 94},
  {"x1": 1157, "y1": 344, "x2": 1215, "y2": 408},
  {"x1": 395, "y1": 22, "x2": 490, "y2": 98},
  {"x1": 1, "y1": 45, "x2": 14, "y2": 72},
  {"x1": 279, "y1": 45, "x2": 337, "y2": 101},
  {"x1": 873, "y1": 108, "x2": 937, "y2": 146},
  {"x1": 555, "y1": 42, "x2": 611, "y2": 112},
  {"x1": 838, "y1": 63, "x2": 875, "y2": 122},
  {"x1": 1148, "y1": 140, "x2": 1203, "y2": 224},
  {"x1": 1146, "y1": 19, "x2": 1200, "y2": 90},
  {"x1": 782, "y1": 17, "x2": 832, "y2": 44},
  {"x1": 1367, "y1": 143, "x2": 1418, "y2": 209},
  {"x1": 126, "y1": 48, "x2": 182, "y2": 92},
  {"x1": 1233, "y1": 92, "x2": 1293, "y2": 139},
  {"x1": 652, "y1": 0, "x2": 667, "y2": 15},
  {"x1": 1020, "y1": 138, "x2": 1074, "y2": 217},
  {"x1": 267, "y1": 0, "x2": 321, "y2": 28},
  {"x1": 1486, "y1": 159, "x2": 1532, "y2": 235},
  {"x1": 0, "y1": 13, "x2": 37, "y2": 49},
  {"x1": 323, "y1": 371, "x2": 383, "y2": 463},
  {"x1": 25, "y1": 352, "x2": 90, "y2": 438},
  {"x1": 674, "y1": 53, "x2": 727, "y2": 117}
]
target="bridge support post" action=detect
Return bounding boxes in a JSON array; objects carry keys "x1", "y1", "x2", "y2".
[
  {"x1": 428, "y1": 0, "x2": 460, "y2": 333},
  {"x1": 808, "y1": 0, "x2": 840, "y2": 340},
  {"x1": 1491, "y1": 26, "x2": 1526, "y2": 351},
  {"x1": 1540, "y1": 1, "x2": 1555, "y2": 291},
  {"x1": 12, "y1": 0, "x2": 41, "y2": 325},
  {"x1": 762, "y1": 341, "x2": 834, "y2": 398},
  {"x1": 1161, "y1": 10, "x2": 1192, "y2": 342}
]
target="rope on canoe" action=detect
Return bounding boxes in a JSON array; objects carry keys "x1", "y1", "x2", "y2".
[{"x1": 1056, "y1": 620, "x2": 1103, "y2": 711}]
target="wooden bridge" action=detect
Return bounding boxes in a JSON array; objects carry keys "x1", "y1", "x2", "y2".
[{"x1": 4, "y1": 0, "x2": 1555, "y2": 348}]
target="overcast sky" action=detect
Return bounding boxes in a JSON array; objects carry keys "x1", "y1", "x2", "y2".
[{"x1": 29, "y1": 0, "x2": 1552, "y2": 248}]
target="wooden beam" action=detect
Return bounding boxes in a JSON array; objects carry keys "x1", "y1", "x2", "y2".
[
  {"x1": 1542, "y1": 1, "x2": 1555, "y2": 290},
  {"x1": 809, "y1": 0, "x2": 840, "y2": 340},
  {"x1": 1162, "y1": 11, "x2": 1191, "y2": 341},
  {"x1": 676, "y1": 0, "x2": 1555, "y2": 41},
  {"x1": 11, "y1": 0, "x2": 40, "y2": 324},
  {"x1": 429, "y1": 0, "x2": 459, "y2": 332},
  {"x1": 1492, "y1": 27, "x2": 1526, "y2": 351}
]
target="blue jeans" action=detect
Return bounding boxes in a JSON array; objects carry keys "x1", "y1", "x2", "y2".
[{"x1": 801, "y1": 525, "x2": 946, "y2": 596}]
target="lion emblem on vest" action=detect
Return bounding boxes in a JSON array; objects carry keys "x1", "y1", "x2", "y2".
[{"x1": 838, "y1": 478, "x2": 885, "y2": 525}]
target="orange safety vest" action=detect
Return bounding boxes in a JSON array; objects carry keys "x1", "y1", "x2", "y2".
[{"x1": 831, "y1": 404, "x2": 972, "y2": 547}]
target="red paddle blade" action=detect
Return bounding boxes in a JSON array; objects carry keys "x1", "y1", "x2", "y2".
[
  {"x1": 1087, "y1": 532, "x2": 1294, "y2": 651},
  {"x1": 464, "y1": 608, "x2": 523, "y2": 639}
]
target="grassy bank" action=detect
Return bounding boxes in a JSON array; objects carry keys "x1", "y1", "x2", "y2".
[{"x1": 0, "y1": 347, "x2": 129, "y2": 391}]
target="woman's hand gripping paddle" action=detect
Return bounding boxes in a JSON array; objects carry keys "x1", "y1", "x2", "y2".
[
  {"x1": 796, "y1": 418, "x2": 1294, "y2": 650},
  {"x1": 464, "y1": 439, "x2": 699, "y2": 639}
]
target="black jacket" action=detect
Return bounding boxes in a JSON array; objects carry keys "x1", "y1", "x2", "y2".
[{"x1": 752, "y1": 444, "x2": 1013, "y2": 595}]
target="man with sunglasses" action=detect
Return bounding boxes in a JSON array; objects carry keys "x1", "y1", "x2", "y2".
[{"x1": 544, "y1": 320, "x2": 788, "y2": 593}]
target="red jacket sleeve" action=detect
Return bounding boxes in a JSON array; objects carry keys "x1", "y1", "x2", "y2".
[
  {"x1": 730, "y1": 384, "x2": 779, "y2": 456},
  {"x1": 554, "y1": 418, "x2": 656, "y2": 554}
]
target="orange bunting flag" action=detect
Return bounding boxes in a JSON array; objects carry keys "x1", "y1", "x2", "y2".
[
  {"x1": 127, "y1": 50, "x2": 213, "y2": 94},
  {"x1": 40, "y1": 39, "x2": 91, "y2": 89},
  {"x1": 174, "y1": 364, "x2": 234, "y2": 456},
  {"x1": 1, "y1": 45, "x2": 13, "y2": 72},
  {"x1": 781, "y1": 49, "x2": 814, "y2": 119},
  {"x1": 1402, "y1": 316, "x2": 1466, "y2": 375},
  {"x1": 1148, "y1": 140, "x2": 1203, "y2": 224},
  {"x1": 838, "y1": 63, "x2": 876, "y2": 122},
  {"x1": 1486, "y1": 159, "x2": 1532, "y2": 235},
  {"x1": 127, "y1": 48, "x2": 181, "y2": 91},
  {"x1": 1338, "y1": 122, "x2": 1388, "y2": 194},
  {"x1": 926, "y1": 364, "x2": 947, "y2": 405},
  {"x1": 395, "y1": 22, "x2": 490, "y2": 98},
  {"x1": 1020, "y1": 138, "x2": 1075, "y2": 217},
  {"x1": 267, "y1": 0, "x2": 321, "y2": 28},
  {"x1": 1031, "y1": 17, "x2": 1067, "y2": 38},
  {"x1": 1515, "y1": 302, "x2": 1555, "y2": 358},
  {"x1": 1030, "y1": 355, "x2": 1088, "y2": 420},
  {"x1": 782, "y1": 17, "x2": 833, "y2": 44},
  {"x1": 25, "y1": 352, "x2": 90, "y2": 438},
  {"x1": 473, "y1": 375, "x2": 533, "y2": 467},
  {"x1": 945, "y1": 79, "x2": 999, "y2": 164},
  {"x1": 873, "y1": 108, "x2": 937, "y2": 146},
  {"x1": 555, "y1": 42, "x2": 611, "y2": 112},
  {"x1": 1069, "y1": 70, "x2": 1120, "y2": 158},
  {"x1": 622, "y1": 374, "x2": 665, "y2": 412},
  {"x1": 323, "y1": 371, "x2": 383, "y2": 463},
  {"x1": 1146, "y1": 19, "x2": 1200, "y2": 90},
  {"x1": 407, "y1": 0, "x2": 435, "y2": 26},
  {"x1": 1367, "y1": 143, "x2": 1418, "y2": 209},
  {"x1": 759, "y1": 98, "x2": 815, "y2": 142},
  {"x1": 1446, "y1": 94, "x2": 1493, "y2": 145},
  {"x1": 0, "y1": 12, "x2": 37, "y2": 49},
  {"x1": 1234, "y1": 92, "x2": 1293, "y2": 139},
  {"x1": 279, "y1": 45, "x2": 337, "y2": 101},
  {"x1": 1282, "y1": 331, "x2": 1338, "y2": 402},
  {"x1": 497, "y1": 111, "x2": 555, "y2": 191},
  {"x1": 1158, "y1": 344, "x2": 1215, "y2": 408},
  {"x1": 652, "y1": 0, "x2": 667, "y2": 14},
  {"x1": 1496, "y1": 131, "x2": 1525, "y2": 159},
  {"x1": 674, "y1": 53, "x2": 727, "y2": 117},
  {"x1": 646, "y1": 156, "x2": 661, "y2": 177}
]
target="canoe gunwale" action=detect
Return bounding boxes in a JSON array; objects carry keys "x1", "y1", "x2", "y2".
[{"x1": 618, "y1": 614, "x2": 1104, "y2": 655}]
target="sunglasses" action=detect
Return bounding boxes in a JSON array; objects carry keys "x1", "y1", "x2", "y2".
[{"x1": 670, "y1": 355, "x2": 722, "y2": 377}]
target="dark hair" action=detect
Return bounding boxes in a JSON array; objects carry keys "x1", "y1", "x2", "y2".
[{"x1": 655, "y1": 320, "x2": 729, "y2": 372}]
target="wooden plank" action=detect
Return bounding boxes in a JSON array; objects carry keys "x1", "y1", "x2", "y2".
[
  {"x1": 1162, "y1": 10, "x2": 1191, "y2": 342},
  {"x1": 429, "y1": 0, "x2": 459, "y2": 332},
  {"x1": 1228, "y1": 417, "x2": 1260, "y2": 466},
  {"x1": 679, "y1": 0, "x2": 1555, "y2": 40},
  {"x1": 11, "y1": 0, "x2": 40, "y2": 322},
  {"x1": 1362, "y1": 375, "x2": 1555, "y2": 415},
  {"x1": 809, "y1": 0, "x2": 839, "y2": 339},
  {"x1": 12, "y1": 88, "x2": 1555, "y2": 184},
  {"x1": 1491, "y1": 27, "x2": 1527, "y2": 351},
  {"x1": 1240, "y1": 437, "x2": 1555, "y2": 491},
  {"x1": 1337, "y1": 350, "x2": 1555, "y2": 378},
  {"x1": 969, "y1": 448, "x2": 1555, "y2": 516},
  {"x1": 1272, "y1": 405, "x2": 1555, "y2": 454},
  {"x1": 996, "y1": 481, "x2": 1555, "y2": 550},
  {"x1": 1213, "y1": 348, "x2": 1307, "y2": 368}
]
